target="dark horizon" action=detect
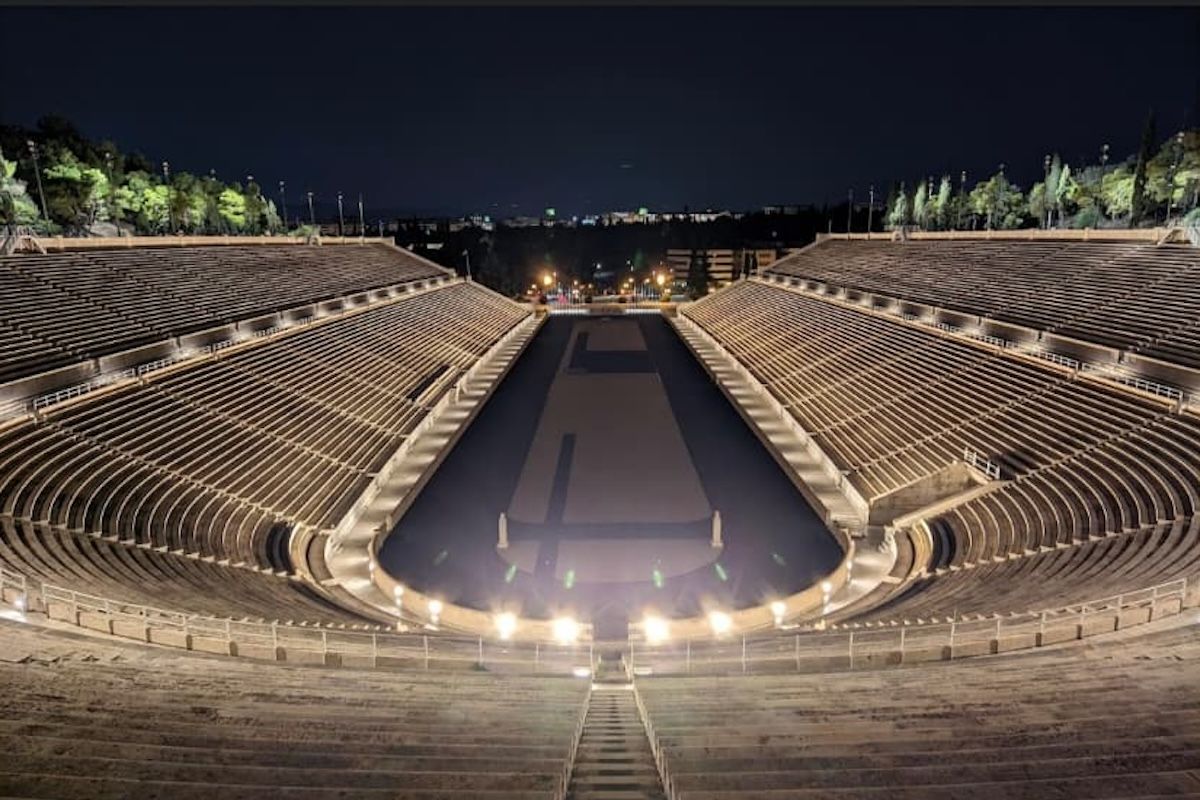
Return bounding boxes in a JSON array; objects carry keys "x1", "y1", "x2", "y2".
[{"x1": 2, "y1": 5, "x2": 1197, "y2": 218}]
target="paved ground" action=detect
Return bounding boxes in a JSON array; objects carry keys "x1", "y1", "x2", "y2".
[{"x1": 378, "y1": 314, "x2": 841, "y2": 630}]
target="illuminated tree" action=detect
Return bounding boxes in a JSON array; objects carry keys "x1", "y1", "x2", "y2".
[
  {"x1": 0, "y1": 148, "x2": 42, "y2": 229},
  {"x1": 912, "y1": 180, "x2": 927, "y2": 229}
]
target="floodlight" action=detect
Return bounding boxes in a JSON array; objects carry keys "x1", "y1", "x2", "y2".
[
  {"x1": 572, "y1": 666, "x2": 592, "y2": 679},
  {"x1": 494, "y1": 612, "x2": 517, "y2": 640},
  {"x1": 770, "y1": 601, "x2": 787, "y2": 624},
  {"x1": 552, "y1": 616, "x2": 580, "y2": 645},
  {"x1": 428, "y1": 599, "x2": 443, "y2": 620},
  {"x1": 708, "y1": 610, "x2": 733, "y2": 636},
  {"x1": 642, "y1": 615, "x2": 670, "y2": 645}
]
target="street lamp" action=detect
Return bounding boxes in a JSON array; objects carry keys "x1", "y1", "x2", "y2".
[
  {"x1": 278, "y1": 180, "x2": 288, "y2": 232},
  {"x1": 307, "y1": 191, "x2": 315, "y2": 227},
  {"x1": 25, "y1": 140, "x2": 49, "y2": 225},
  {"x1": 162, "y1": 160, "x2": 173, "y2": 233},
  {"x1": 866, "y1": 184, "x2": 875, "y2": 236},
  {"x1": 336, "y1": 191, "x2": 345, "y2": 238}
]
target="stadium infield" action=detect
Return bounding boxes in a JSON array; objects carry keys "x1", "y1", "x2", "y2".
[{"x1": 377, "y1": 313, "x2": 841, "y2": 629}]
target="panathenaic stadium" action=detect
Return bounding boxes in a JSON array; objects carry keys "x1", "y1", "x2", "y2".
[{"x1": 1, "y1": 229, "x2": 1198, "y2": 799}]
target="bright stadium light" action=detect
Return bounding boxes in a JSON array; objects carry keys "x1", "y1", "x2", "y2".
[
  {"x1": 708, "y1": 610, "x2": 733, "y2": 636},
  {"x1": 820, "y1": 580, "x2": 833, "y2": 595},
  {"x1": 552, "y1": 616, "x2": 580, "y2": 645},
  {"x1": 642, "y1": 615, "x2": 670, "y2": 645},
  {"x1": 427, "y1": 599, "x2": 443, "y2": 625},
  {"x1": 770, "y1": 601, "x2": 787, "y2": 625},
  {"x1": 392, "y1": 585, "x2": 404, "y2": 608},
  {"x1": 494, "y1": 612, "x2": 517, "y2": 640}
]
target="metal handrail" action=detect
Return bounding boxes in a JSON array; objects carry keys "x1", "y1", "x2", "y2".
[
  {"x1": 632, "y1": 681, "x2": 675, "y2": 799},
  {"x1": 4, "y1": 568, "x2": 1192, "y2": 677}
]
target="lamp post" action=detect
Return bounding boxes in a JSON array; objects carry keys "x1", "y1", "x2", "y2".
[
  {"x1": 162, "y1": 161, "x2": 173, "y2": 234},
  {"x1": 336, "y1": 191, "x2": 345, "y2": 238},
  {"x1": 307, "y1": 191, "x2": 315, "y2": 228},
  {"x1": 278, "y1": 180, "x2": 288, "y2": 232},
  {"x1": 209, "y1": 168, "x2": 221, "y2": 234},
  {"x1": 246, "y1": 175, "x2": 257, "y2": 234},
  {"x1": 26, "y1": 140, "x2": 49, "y2": 226},
  {"x1": 357, "y1": 193, "x2": 365, "y2": 239},
  {"x1": 866, "y1": 184, "x2": 875, "y2": 237},
  {"x1": 926, "y1": 176, "x2": 934, "y2": 230},
  {"x1": 1098, "y1": 144, "x2": 1110, "y2": 220},
  {"x1": 1043, "y1": 154, "x2": 1052, "y2": 229},
  {"x1": 102, "y1": 151, "x2": 115, "y2": 229}
]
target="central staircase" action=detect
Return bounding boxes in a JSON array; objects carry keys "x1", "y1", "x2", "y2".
[{"x1": 567, "y1": 682, "x2": 665, "y2": 800}]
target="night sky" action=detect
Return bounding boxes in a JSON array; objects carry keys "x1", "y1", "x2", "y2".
[{"x1": 3, "y1": 6, "x2": 1197, "y2": 217}]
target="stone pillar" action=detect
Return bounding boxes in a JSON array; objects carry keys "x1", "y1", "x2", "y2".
[{"x1": 497, "y1": 512, "x2": 508, "y2": 550}]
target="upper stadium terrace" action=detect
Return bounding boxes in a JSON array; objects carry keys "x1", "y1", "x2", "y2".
[
  {"x1": 767, "y1": 228, "x2": 1200, "y2": 380},
  {"x1": 0, "y1": 236, "x2": 451, "y2": 397}
]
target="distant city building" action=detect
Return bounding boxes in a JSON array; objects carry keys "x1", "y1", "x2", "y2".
[{"x1": 666, "y1": 247, "x2": 779, "y2": 288}]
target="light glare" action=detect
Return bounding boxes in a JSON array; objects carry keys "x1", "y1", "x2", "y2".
[
  {"x1": 708, "y1": 610, "x2": 733, "y2": 636},
  {"x1": 642, "y1": 615, "x2": 670, "y2": 645},
  {"x1": 552, "y1": 616, "x2": 580, "y2": 644},
  {"x1": 494, "y1": 612, "x2": 517, "y2": 640}
]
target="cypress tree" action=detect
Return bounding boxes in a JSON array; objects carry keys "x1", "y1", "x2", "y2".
[{"x1": 1131, "y1": 110, "x2": 1156, "y2": 225}]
